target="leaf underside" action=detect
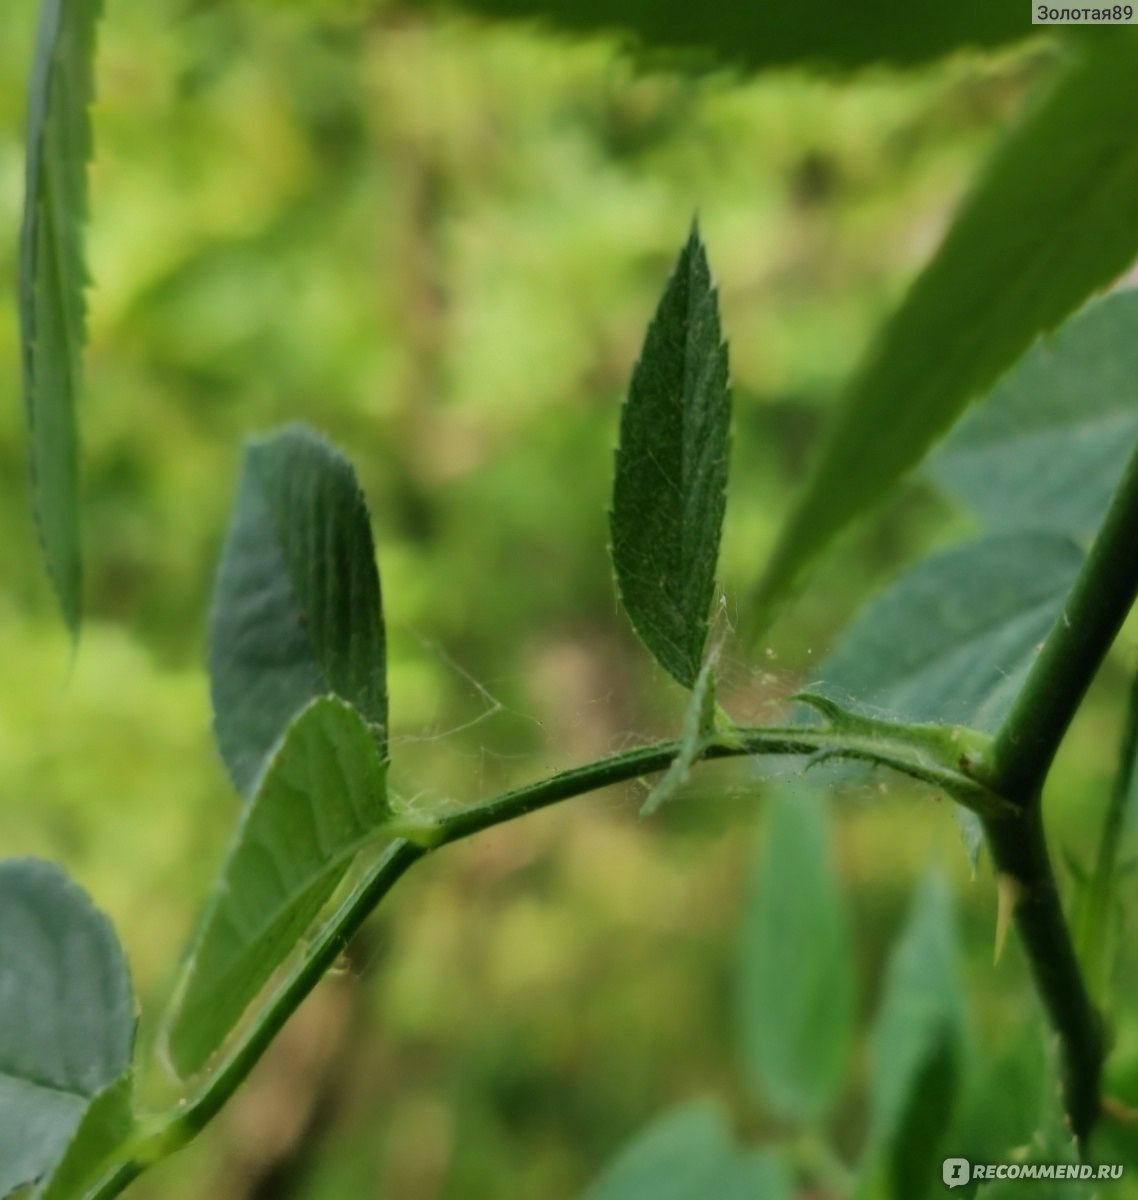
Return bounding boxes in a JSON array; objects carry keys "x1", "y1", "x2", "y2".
[
  {"x1": 166, "y1": 697, "x2": 394, "y2": 1078},
  {"x1": 20, "y1": 0, "x2": 105, "y2": 633},
  {"x1": 866, "y1": 873, "x2": 965, "y2": 1200},
  {"x1": 756, "y1": 34, "x2": 1138, "y2": 622},
  {"x1": 929, "y1": 289, "x2": 1138, "y2": 541},
  {"x1": 819, "y1": 532, "x2": 1084, "y2": 732},
  {"x1": 210, "y1": 424, "x2": 388, "y2": 797},
  {"x1": 611, "y1": 224, "x2": 731, "y2": 689},
  {"x1": 739, "y1": 788, "x2": 854, "y2": 1123}
]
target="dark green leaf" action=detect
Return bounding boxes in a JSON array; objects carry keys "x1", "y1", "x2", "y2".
[
  {"x1": 20, "y1": 0, "x2": 105, "y2": 633},
  {"x1": 165, "y1": 697, "x2": 399, "y2": 1078},
  {"x1": 929, "y1": 291, "x2": 1138, "y2": 541},
  {"x1": 402, "y1": 0, "x2": 1031, "y2": 73},
  {"x1": 585, "y1": 1100, "x2": 790, "y2": 1200},
  {"x1": 820, "y1": 533, "x2": 1084, "y2": 731},
  {"x1": 755, "y1": 36, "x2": 1138, "y2": 621},
  {"x1": 611, "y1": 225, "x2": 731, "y2": 689},
  {"x1": 0, "y1": 859, "x2": 133, "y2": 1196},
  {"x1": 37, "y1": 1074, "x2": 133, "y2": 1200},
  {"x1": 211, "y1": 424, "x2": 387, "y2": 797},
  {"x1": 738, "y1": 788, "x2": 854, "y2": 1123},
  {"x1": 864, "y1": 873, "x2": 965, "y2": 1200}
]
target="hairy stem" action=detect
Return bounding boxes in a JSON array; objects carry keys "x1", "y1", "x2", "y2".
[
  {"x1": 430, "y1": 719, "x2": 1003, "y2": 846},
  {"x1": 979, "y1": 442, "x2": 1138, "y2": 1145},
  {"x1": 982, "y1": 806, "x2": 1103, "y2": 1143},
  {"x1": 80, "y1": 444, "x2": 1138, "y2": 1193},
  {"x1": 990, "y1": 444, "x2": 1138, "y2": 801},
  {"x1": 80, "y1": 718, "x2": 989, "y2": 1199}
]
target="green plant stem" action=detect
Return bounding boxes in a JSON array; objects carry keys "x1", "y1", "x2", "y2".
[
  {"x1": 77, "y1": 419, "x2": 1138, "y2": 1195},
  {"x1": 990, "y1": 443, "x2": 1138, "y2": 802},
  {"x1": 431, "y1": 721, "x2": 1003, "y2": 846},
  {"x1": 982, "y1": 807, "x2": 1103, "y2": 1144},
  {"x1": 83, "y1": 841, "x2": 425, "y2": 1200},
  {"x1": 79, "y1": 719, "x2": 990, "y2": 1200},
  {"x1": 977, "y1": 443, "x2": 1138, "y2": 1147}
]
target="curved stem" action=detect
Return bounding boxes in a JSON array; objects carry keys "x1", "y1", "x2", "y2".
[
  {"x1": 979, "y1": 443, "x2": 1138, "y2": 1147},
  {"x1": 81, "y1": 444, "x2": 1138, "y2": 1194},
  {"x1": 990, "y1": 444, "x2": 1138, "y2": 802},
  {"x1": 83, "y1": 842, "x2": 425, "y2": 1200},
  {"x1": 982, "y1": 805, "x2": 1104, "y2": 1145},
  {"x1": 431, "y1": 718, "x2": 1004, "y2": 847},
  {"x1": 80, "y1": 716, "x2": 988, "y2": 1199}
]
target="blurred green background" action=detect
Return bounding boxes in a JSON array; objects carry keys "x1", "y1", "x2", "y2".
[{"x1": 3, "y1": 4, "x2": 1138, "y2": 1197}]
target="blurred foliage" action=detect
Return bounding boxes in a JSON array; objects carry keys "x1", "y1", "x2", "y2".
[{"x1": 4, "y1": 2, "x2": 1138, "y2": 1197}]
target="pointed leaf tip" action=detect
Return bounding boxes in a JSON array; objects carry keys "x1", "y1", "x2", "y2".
[
  {"x1": 20, "y1": 0, "x2": 106, "y2": 633},
  {"x1": 754, "y1": 38, "x2": 1138, "y2": 620},
  {"x1": 610, "y1": 227, "x2": 732, "y2": 689}
]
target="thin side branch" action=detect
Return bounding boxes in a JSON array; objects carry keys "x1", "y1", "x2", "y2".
[{"x1": 80, "y1": 714, "x2": 992, "y2": 1198}]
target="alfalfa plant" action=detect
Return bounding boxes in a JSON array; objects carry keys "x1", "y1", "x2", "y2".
[{"x1": 8, "y1": 2, "x2": 1138, "y2": 1196}]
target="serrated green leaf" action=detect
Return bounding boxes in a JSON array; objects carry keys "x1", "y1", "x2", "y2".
[
  {"x1": 211, "y1": 424, "x2": 387, "y2": 797},
  {"x1": 36, "y1": 1074, "x2": 133, "y2": 1200},
  {"x1": 755, "y1": 35, "x2": 1138, "y2": 622},
  {"x1": 929, "y1": 291, "x2": 1138, "y2": 541},
  {"x1": 611, "y1": 225, "x2": 730, "y2": 689},
  {"x1": 0, "y1": 859, "x2": 133, "y2": 1197},
  {"x1": 165, "y1": 697, "x2": 400, "y2": 1078},
  {"x1": 820, "y1": 533, "x2": 1084, "y2": 732},
  {"x1": 584, "y1": 1100, "x2": 790, "y2": 1200},
  {"x1": 864, "y1": 873, "x2": 965, "y2": 1200},
  {"x1": 20, "y1": 0, "x2": 105, "y2": 633},
  {"x1": 739, "y1": 788, "x2": 854, "y2": 1123},
  {"x1": 403, "y1": 0, "x2": 1030, "y2": 73}
]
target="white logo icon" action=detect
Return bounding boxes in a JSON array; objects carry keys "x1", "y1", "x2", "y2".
[{"x1": 943, "y1": 1158, "x2": 970, "y2": 1188}]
